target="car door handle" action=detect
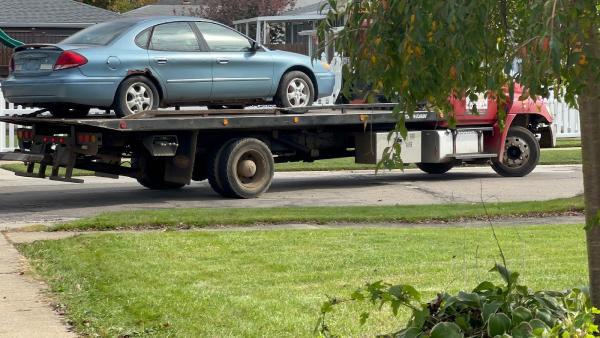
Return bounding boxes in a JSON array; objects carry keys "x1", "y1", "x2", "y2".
[
  {"x1": 216, "y1": 58, "x2": 230, "y2": 64},
  {"x1": 154, "y1": 58, "x2": 168, "y2": 64}
]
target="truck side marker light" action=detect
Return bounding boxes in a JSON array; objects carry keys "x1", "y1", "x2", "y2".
[
  {"x1": 360, "y1": 114, "x2": 369, "y2": 122},
  {"x1": 119, "y1": 121, "x2": 128, "y2": 129},
  {"x1": 293, "y1": 117, "x2": 300, "y2": 124},
  {"x1": 223, "y1": 119, "x2": 229, "y2": 126}
]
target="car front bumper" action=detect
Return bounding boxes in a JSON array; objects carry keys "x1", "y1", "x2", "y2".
[{"x1": 315, "y1": 72, "x2": 336, "y2": 99}]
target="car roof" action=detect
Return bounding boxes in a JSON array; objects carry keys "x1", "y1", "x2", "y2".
[{"x1": 114, "y1": 15, "x2": 220, "y2": 27}]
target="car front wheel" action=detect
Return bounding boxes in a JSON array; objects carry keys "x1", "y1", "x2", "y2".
[
  {"x1": 276, "y1": 71, "x2": 315, "y2": 108},
  {"x1": 114, "y1": 76, "x2": 159, "y2": 117}
]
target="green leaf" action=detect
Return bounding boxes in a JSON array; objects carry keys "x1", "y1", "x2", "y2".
[
  {"x1": 457, "y1": 291, "x2": 481, "y2": 308},
  {"x1": 473, "y1": 281, "x2": 498, "y2": 293},
  {"x1": 528, "y1": 318, "x2": 549, "y2": 331},
  {"x1": 320, "y1": 301, "x2": 333, "y2": 314},
  {"x1": 488, "y1": 313, "x2": 512, "y2": 336},
  {"x1": 511, "y1": 306, "x2": 533, "y2": 325},
  {"x1": 482, "y1": 301, "x2": 503, "y2": 322},
  {"x1": 359, "y1": 312, "x2": 369, "y2": 325},
  {"x1": 511, "y1": 322, "x2": 533, "y2": 338},
  {"x1": 534, "y1": 308, "x2": 554, "y2": 327},
  {"x1": 429, "y1": 322, "x2": 464, "y2": 338},
  {"x1": 410, "y1": 307, "x2": 429, "y2": 330},
  {"x1": 397, "y1": 327, "x2": 424, "y2": 338}
]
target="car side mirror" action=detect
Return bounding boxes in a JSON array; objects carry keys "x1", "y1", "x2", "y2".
[{"x1": 250, "y1": 41, "x2": 261, "y2": 52}]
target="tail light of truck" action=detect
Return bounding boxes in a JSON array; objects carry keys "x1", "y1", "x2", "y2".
[
  {"x1": 17, "y1": 129, "x2": 34, "y2": 141},
  {"x1": 77, "y1": 133, "x2": 98, "y2": 145},
  {"x1": 54, "y1": 51, "x2": 88, "y2": 71}
]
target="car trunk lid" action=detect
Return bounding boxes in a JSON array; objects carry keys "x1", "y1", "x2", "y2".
[{"x1": 12, "y1": 44, "x2": 64, "y2": 77}]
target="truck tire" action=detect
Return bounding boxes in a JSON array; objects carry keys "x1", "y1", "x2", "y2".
[
  {"x1": 276, "y1": 71, "x2": 315, "y2": 108},
  {"x1": 416, "y1": 162, "x2": 454, "y2": 174},
  {"x1": 216, "y1": 138, "x2": 274, "y2": 199},
  {"x1": 206, "y1": 142, "x2": 234, "y2": 197},
  {"x1": 133, "y1": 153, "x2": 185, "y2": 190},
  {"x1": 491, "y1": 126, "x2": 540, "y2": 177},
  {"x1": 114, "y1": 76, "x2": 159, "y2": 117}
]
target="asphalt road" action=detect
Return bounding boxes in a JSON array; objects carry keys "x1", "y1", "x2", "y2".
[{"x1": 0, "y1": 165, "x2": 583, "y2": 229}]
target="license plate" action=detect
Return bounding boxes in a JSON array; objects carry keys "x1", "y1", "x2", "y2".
[{"x1": 40, "y1": 64, "x2": 53, "y2": 70}]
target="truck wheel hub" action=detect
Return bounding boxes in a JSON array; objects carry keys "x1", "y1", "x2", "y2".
[
  {"x1": 238, "y1": 159, "x2": 257, "y2": 178},
  {"x1": 504, "y1": 136, "x2": 530, "y2": 167}
]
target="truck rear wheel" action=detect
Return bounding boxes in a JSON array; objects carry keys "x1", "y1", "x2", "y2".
[
  {"x1": 206, "y1": 141, "x2": 234, "y2": 197},
  {"x1": 133, "y1": 154, "x2": 185, "y2": 190},
  {"x1": 416, "y1": 162, "x2": 454, "y2": 174},
  {"x1": 215, "y1": 138, "x2": 274, "y2": 199},
  {"x1": 491, "y1": 126, "x2": 540, "y2": 177}
]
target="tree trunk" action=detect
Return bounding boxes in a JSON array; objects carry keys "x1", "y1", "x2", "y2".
[{"x1": 580, "y1": 23, "x2": 600, "y2": 306}]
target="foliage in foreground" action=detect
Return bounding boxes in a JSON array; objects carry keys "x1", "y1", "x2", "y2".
[{"x1": 317, "y1": 265, "x2": 599, "y2": 338}]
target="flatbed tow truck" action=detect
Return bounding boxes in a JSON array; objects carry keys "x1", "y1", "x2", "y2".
[{"x1": 0, "y1": 99, "x2": 555, "y2": 199}]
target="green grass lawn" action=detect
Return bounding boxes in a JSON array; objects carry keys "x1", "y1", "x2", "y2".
[
  {"x1": 20, "y1": 224, "x2": 588, "y2": 337},
  {"x1": 556, "y1": 138, "x2": 581, "y2": 148},
  {"x1": 51, "y1": 195, "x2": 583, "y2": 231},
  {"x1": 0, "y1": 147, "x2": 582, "y2": 177}
]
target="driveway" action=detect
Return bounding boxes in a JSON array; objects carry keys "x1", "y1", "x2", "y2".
[{"x1": 0, "y1": 164, "x2": 583, "y2": 230}]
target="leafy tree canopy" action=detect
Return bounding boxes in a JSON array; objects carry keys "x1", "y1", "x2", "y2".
[
  {"x1": 320, "y1": 0, "x2": 597, "y2": 120},
  {"x1": 190, "y1": 0, "x2": 295, "y2": 26}
]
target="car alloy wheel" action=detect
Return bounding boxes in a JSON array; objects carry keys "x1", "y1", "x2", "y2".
[
  {"x1": 125, "y1": 82, "x2": 154, "y2": 114},
  {"x1": 286, "y1": 78, "x2": 310, "y2": 107}
]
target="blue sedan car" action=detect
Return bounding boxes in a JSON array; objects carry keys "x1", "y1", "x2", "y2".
[{"x1": 2, "y1": 16, "x2": 335, "y2": 117}]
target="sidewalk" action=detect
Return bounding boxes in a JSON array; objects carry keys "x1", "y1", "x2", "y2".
[{"x1": 0, "y1": 233, "x2": 74, "y2": 338}]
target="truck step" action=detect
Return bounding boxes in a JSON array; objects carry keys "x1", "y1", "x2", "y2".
[{"x1": 452, "y1": 153, "x2": 497, "y2": 160}]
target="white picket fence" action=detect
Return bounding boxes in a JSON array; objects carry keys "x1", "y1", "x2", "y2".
[
  {"x1": 0, "y1": 88, "x2": 35, "y2": 152},
  {"x1": 0, "y1": 79, "x2": 580, "y2": 152},
  {"x1": 546, "y1": 98, "x2": 581, "y2": 138}
]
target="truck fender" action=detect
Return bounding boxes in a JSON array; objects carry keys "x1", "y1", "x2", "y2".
[{"x1": 497, "y1": 103, "x2": 555, "y2": 160}]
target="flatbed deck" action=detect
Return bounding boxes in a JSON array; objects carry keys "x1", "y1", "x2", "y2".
[{"x1": 0, "y1": 104, "x2": 439, "y2": 132}]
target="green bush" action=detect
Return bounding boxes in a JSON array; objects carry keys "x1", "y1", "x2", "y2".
[{"x1": 316, "y1": 265, "x2": 599, "y2": 337}]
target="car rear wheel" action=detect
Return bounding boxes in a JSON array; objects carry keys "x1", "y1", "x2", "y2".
[
  {"x1": 48, "y1": 105, "x2": 90, "y2": 118},
  {"x1": 491, "y1": 126, "x2": 540, "y2": 177},
  {"x1": 114, "y1": 76, "x2": 159, "y2": 117},
  {"x1": 276, "y1": 71, "x2": 315, "y2": 108}
]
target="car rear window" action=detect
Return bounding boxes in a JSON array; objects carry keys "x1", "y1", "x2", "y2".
[{"x1": 61, "y1": 21, "x2": 135, "y2": 45}]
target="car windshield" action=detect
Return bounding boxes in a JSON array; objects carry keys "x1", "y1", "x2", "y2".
[{"x1": 61, "y1": 21, "x2": 135, "y2": 45}]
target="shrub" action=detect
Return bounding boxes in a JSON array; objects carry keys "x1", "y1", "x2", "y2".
[{"x1": 316, "y1": 264, "x2": 599, "y2": 337}]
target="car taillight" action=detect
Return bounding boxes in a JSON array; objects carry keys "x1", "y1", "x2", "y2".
[
  {"x1": 8, "y1": 57, "x2": 15, "y2": 73},
  {"x1": 54, "y1": 51, "x2": 88, "y2": 71}
]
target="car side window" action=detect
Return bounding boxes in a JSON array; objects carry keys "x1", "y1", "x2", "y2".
[
  {"x1": 135, "y1": 29, "x2": 151, "y2": 49},
  {"x1": 194, "y1": 22, "x2": 253, "y2": 52},
  {"x1": 149, "y1": 22, "x2": 200, "y2": 52}
]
